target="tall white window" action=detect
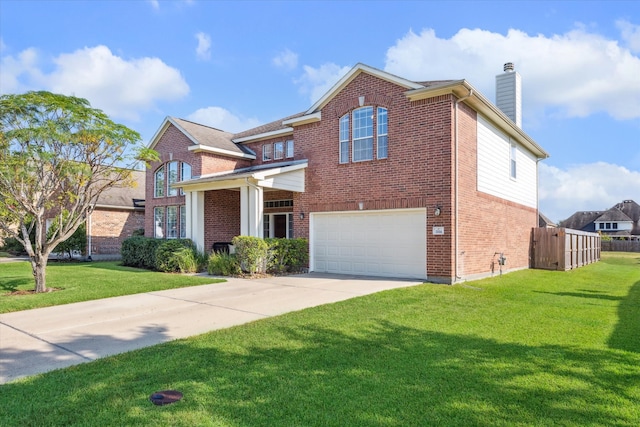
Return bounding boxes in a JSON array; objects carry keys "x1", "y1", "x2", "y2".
[
  {"x1": 154, "y1": 207, "x2": 165, "y2": 238},
  {"x1": 167, "y1": 206, "x2": 178, "y2": 238},
  {"x1": 167, "y1": 161, "x2": 179, "y2": 196},
  {"x1": 263, "y1": 144, "x2": 272, "y2": 161},
  {"x1": 353, "y1": 107, "x2": 374, "y2": 162},
  {"x1": 377, "y1": 107, "x2": 388, "y2": 159},
  {"x1": 154, "y1": 166, "x2": 165, "y2": 198},
  {"x1": 180, "y1": 163, "x2": 191, "y2": 195},
  {"x1": 339, "y1": 115, "x2": 350, "y2": 163},
  {"x1": 286, "y1": 140, "x2": 294, "y2": 158},
  {"x1": 510, "y1": 142, "x2": 517, "y2": 179},
  {"x1": 274, "y1": 141, "x2": 284, "y2": 160},
  {"x1": 179, "y1": 205, "x2": 187, "y2": 238}
]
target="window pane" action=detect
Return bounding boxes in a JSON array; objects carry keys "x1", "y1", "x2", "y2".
[
  {"x1": 179, "y1": 205, "x2": 187, "y2": 238},
  {"x1": 154, "y1": 207, "x2": 165, "y2": 238},
  {"x1": 167, "y1": 206, "x2": 178, "y2": 238},
  {"x1": 154, "y1": 166, "x2": 165, "y2": 198},
  {"x1": 339, "y1": 115, "x2": 350, "y2": 163},
  {"x1": 180, "y1": 163, "x2": 191, "y2": 195},
  {"x1": 377, "y1": 107, "x2": 388, "y2": 159},
  {"x1": 286, "y1": 140, "x2": 294, "y2": 158},
  {"x1": 274, "y1": 142, "x2": 284, "y2": 160},
  {"x1": 510, "y1": 143, "x2": 517, "y2": 179},
  {"x1": 288, "y1": 213, "x2": 293, "y2": 239},
  {"x1": 263, "y1": 144, "x2": 272, "y2": 161},
  {"x1": 263, "y1": 215, "x2": 270, "y2": 238},
  {"x1": 353, "y1": 107, "x2": 373, "y2": 162},
  {"x1": 168, "y1": 161, "x2": 178, "y2": 196}
]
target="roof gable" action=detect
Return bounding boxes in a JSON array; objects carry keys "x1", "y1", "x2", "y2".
[
  {"x1": 595, "y1": 209, "x2": 633, "y2": 222},
  {"x1": 305, "y1": 63, "x2": 424, "y2": 115},
  {"x1": 148, "y1": 117, "x2": 255, "y2": 159}
]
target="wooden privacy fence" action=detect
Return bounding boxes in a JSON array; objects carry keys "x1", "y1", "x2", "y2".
[
  {"x1": 601, "y1": 240, "x2": 640, "y2": 252},
  {"x1": 530, "y1": 228, "x2": 600, "y2": 271}
]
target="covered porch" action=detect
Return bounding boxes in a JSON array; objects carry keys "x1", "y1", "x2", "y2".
[{"x1": 176, "y1": 160, "x2": 307, "y2": 251}]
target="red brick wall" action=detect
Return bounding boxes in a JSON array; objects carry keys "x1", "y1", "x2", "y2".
[
  {"x1": 203, "y1": 190, "x2": 240, "y2": 250},
  {"x1": 456, "y1": 101, "x2": 537, "y2": 279},
  {"x1": 89, "y1": 208, "x2": 145, "y2": 255}
]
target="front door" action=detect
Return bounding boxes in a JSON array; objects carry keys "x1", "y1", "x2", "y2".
[{"x1": 274, "y1": 214, "x2": 287, "y2": 238}]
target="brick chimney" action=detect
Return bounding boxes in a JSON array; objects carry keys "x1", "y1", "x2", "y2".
[{"x1": 496, "y1": 62, "x2": 522, "y2": 128}]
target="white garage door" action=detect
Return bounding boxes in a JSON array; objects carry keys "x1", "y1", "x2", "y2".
[{"x1": 311, "y1": 209, "x2": 426, "y2": 279}]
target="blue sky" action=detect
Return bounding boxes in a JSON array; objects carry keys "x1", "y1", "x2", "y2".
[{"x1": 1, "y1": 0, "x2": 639, "y2": 222}]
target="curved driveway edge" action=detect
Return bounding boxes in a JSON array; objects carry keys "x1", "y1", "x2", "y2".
[{"x1": 0, "y1": 273, "x2": 421, "y2": 384}]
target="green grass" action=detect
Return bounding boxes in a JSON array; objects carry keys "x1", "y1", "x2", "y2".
[
  {"x1": 1, "y1": 252, "x2": 639, "y2": 426},
  {"x1": 0, "y1": 261, "x2": 222, "y2": 313}
]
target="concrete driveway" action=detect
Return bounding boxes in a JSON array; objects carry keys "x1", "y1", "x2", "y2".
[{"x1": 0, "y1": 273, "x2": 421, "y2": 384}]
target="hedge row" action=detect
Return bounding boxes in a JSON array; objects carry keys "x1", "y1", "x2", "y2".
[{"x1": 121, "y1": 237, "x2": 204, "y2": 273}]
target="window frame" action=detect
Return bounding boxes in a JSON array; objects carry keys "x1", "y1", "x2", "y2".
[
  {"x1": 274, "y1": 141, "x2": 284, "y2": 160},
  {"x1": 166, "y1": 206, "x2": 178, "y2": 239},
  {"x1": 154, "y1": 165, "x2": 165, "y2": 198},
  {"x1": 179, "y1": 205, "x2": 187, "y2": 238},
  {"x1": 179, "y1": 163, "x2": 192, "y2": 195},
  {"x1": 339, "y1": 114, "x2": 350, "y2": 164},
  {"x1": 167, "y1": 161, "x2": 179, "y2": 197},
  {"x1": 510, "y1": 141, "x2": 517, "y2": 180},
  {"x1": 154, "y1": 207, "x2": 165, "y2": 238},
  {"x1": 377, "y1": 107, "x2": 388, "y2": 159},
  {"x1": 286, "y1": 140, "x2": 294, "y2": 158},
  {"x1": 263, "y1": 144, "x2": 273, "y2": 161},
  {"x1": 352, "y1": 106, "x2": 374, "y2": 162}
]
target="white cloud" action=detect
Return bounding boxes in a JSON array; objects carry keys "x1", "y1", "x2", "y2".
[
  {"x1": 148, "y1": 0, "x2": 159, "y2": 10},
  {"x1": 195, "y1": 32, "x2": 212, "y2": 61},
  {"x1": 295, "y1": 62, "x2": 351, "y2": 104},
  {"x1": 384, "y1": 26, "x2": 640, "y2": 121},
  {"x1": 0, "y1": 37, "x2": 6, "y2": 52},
  {"x1": 272, "y1": 49, "x2": 298, "y2": 70},
  {"x1": 617, "y1": 20, "x2": 640, "y2": 53},
  {"x1": 539, "y1": 162, "x2": 640, "y2": 222},
  {"x1": 187, "y1": 106, "x2": 261, "y2": 133},
  {"x1": 1, "y1": 45, "x2": 189, "y2": 121},
  {"x1": 0, "y1": 47, "x2": 43, "y2": 94}
]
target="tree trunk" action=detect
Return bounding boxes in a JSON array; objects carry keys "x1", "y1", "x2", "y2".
[{"x1": 30, "y1": 254, "x2": 49, "y2": 293}]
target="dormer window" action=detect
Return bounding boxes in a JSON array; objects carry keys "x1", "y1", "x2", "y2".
[{"x1": 339, "y1": 106, "x2": 388, "y2": 164}]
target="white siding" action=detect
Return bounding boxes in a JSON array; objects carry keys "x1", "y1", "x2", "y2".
[{"x1": 477, "y1": 115, "x2": 537, "y2": 208}]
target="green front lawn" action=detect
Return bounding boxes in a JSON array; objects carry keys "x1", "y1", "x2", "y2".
[
  {"x1": 0, "y1": 261, "x2": 222, "y2": 313},
  {"x1": 1, "y1": 252, "x2": 639, "y2": 426}
]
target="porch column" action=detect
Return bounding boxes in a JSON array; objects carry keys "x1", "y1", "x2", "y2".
[
  {"x1": 185, "y1": 190, "x2": 205, "y2": 251},
  {"x1": 240, "y1": 182, "x2": 264, "y2": 237}
]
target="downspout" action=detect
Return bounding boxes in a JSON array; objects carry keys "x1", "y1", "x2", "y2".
[
  {"x1": 87, "y1": 212, "x2": 92, "y2": 260},
  {"x1": 454, "y1": 88, "x2": 473, "y2": 283}
]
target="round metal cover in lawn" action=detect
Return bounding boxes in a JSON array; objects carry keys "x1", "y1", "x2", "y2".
[{"x1": 149, "y1": 390, "x2": 183, "y2": 405}]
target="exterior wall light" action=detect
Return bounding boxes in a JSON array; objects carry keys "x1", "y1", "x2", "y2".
[
  {"x1": 299, "y1": 212, "x2": 305, "y2": 220},
  {"x1": 434, "y1": 206, "x2": 442, "y2": 216}
]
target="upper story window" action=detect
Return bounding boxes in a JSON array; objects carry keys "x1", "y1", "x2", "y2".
[
  {"x1": 340, "y1": 106, "x2": 388, "y2": 164},
  {"x1": 154, "y1": 166, "x2": 165, "y2": 198},
  {"x1": 263, "y1": 140, "x2": 294, "y2": 162},
  {"x1": 154, "y1": 161, "x2": 192, "y2": 198},
  {"x1": 510, "y1": 142, "x2": 517, "y2": 179}
]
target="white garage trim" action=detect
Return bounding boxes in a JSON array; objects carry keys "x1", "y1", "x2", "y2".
[{"x1": 310, "y1": 208, "x2": 427, "y2": 280}]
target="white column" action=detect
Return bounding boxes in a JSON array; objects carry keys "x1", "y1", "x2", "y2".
[
  {"x1": 185, "y1": 190, "x2": 205, "y2": 251},
  {"x1": 240, "y1": 185, "x2": 249, "y2": 236}
]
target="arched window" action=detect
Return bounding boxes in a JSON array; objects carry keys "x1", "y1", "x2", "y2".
[{"x1": 339, "y1": 106, "x2": 388, "y2": 164}]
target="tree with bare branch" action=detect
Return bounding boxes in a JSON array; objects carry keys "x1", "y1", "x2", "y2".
[{"x1": 0, "y1": 91, "x2": 156, "y2": 292}]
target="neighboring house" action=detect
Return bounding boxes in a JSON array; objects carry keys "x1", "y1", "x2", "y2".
[
  {"x1": 560, "y1": 200, "x2": 640, "y2": 240},
  {"x1": 145, "y1": 63, "x2": 549, "y2": 283},
  {"x1": 539, "y1": 212, "x2": 557, "y2": 228},
  {"x1": 86, "y1": 170, "x2": 146, "y2": 258}
]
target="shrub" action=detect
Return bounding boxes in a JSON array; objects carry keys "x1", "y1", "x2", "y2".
[
  {"x1": 232, "y1": 236, "x2": 271, "y2": 274},
  {"x1": 50, "y1": 222, "x2": 87, "y2": 259},
  {"x1": 208, "y1": 252, "x2": 241, "y2": 276},
  {"x1": 1, "y1": 237, "x2": 27, "y2": 256},
  {"x1": 155, "y1": 239, "x2": 197, "y2": 273},
  {"x1": 266, "y1": 238, "x2": 309, "y2": 274},
  {"x1": 121, "y1": 237, "x2": 163, "y2": 269}
]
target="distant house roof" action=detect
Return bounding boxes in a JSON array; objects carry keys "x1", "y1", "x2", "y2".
[
  {"x1": 95, "y1": 170, "x2": 145, "y2": 210},
  {"x1": 595, "y1": 209, "x2": 633, "y2": 222},
  {"x1": 559, "y1": 211, "x2": 603, "y2": 232},
  {"x1": 538, "y1": 212, "x2": 557, "y2": 227}
]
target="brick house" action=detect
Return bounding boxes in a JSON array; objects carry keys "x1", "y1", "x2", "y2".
[
  {"x1": 86, "y1": 170, "x2": 146, "y2": 259},
  {"x1": 145, "y1": 63, "x2": 548, "y2": 283},
  {"x1": 559, "y1": 199, "x2": 640, "y2": 240}
]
